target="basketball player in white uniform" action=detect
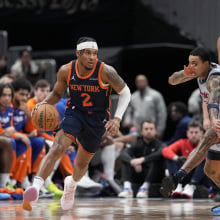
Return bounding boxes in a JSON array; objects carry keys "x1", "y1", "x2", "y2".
[{"x1": 161, "y1": 47, "x2": 220, "y2": 215}]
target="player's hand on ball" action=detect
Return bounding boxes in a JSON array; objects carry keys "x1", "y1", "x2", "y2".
[
  {"x1": 105, "y1": 117, "x2": 121, "y2": 136},
  {"x1": 31, "y1": 101, "x2": 47, "y2": 117}
]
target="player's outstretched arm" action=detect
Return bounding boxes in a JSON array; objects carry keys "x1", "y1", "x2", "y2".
[{"x1": 168, "y1": 64, "x2": 196, "y2": 85}]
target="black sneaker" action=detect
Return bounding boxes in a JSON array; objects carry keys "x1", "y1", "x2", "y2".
[{"x1": 160, "y1": 176, "x2": 177, "y2": 198}]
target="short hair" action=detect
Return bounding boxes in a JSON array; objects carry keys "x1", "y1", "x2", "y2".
[
  {"x1": 12, "y1": 77, "x2": 32, "y2": 92},
  {"x1": 34, "y1": 79, "x2": 50, "y2": 90},
  {"x1": 0, "y1": 74, "x2": 14, "y2": 84},
  {"x1": 76, "y1": 36, "x2": 96, "y2": 46},
  {"x1": 19, "y1": 49, "x2": 31, "y2": 57},
  {"x1": 189, "y1": 47, "x2": 211, "y2": 63},
  {"x1": 0, "y1": 83, "x2": 14, "y2": 99},
  {"x1": 187, "y1": 120, "x2": 203, "y2": 131},
  {"x1": 168, "y1": 101, "x2": 188, "y2": 116},
  {"x1": 140, "y1": 119, "x2": 156, "y2": 130}
]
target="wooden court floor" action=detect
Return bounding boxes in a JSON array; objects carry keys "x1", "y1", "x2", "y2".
[{"x1": 0, "y1": 198, "x2": 220, "y2": 220}]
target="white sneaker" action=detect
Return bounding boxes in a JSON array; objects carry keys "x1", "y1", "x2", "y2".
[
  {"x1": 136, "y1": 187, "x2": 148, "y2": 198},
  {"x1": 22, "y1": 186, "x2": 39, "y2": 211},
  {"x1": 181, "y1": 184, "x2": 196, "y2": 199},
  {"x1": 77, "y1": 176, "x2": 102, "y2": 190},
  {"x1": 118, "y1": 188, "x2": 133, "y2": 198},
  {"x1": 171, "y1": 183, "x2": 183, "y2": 198},
  {"x1": 60, "y1": 176, "x2": 77, "y2": 210}
]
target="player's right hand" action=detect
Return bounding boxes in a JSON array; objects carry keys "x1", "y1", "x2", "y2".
[
  {"x1": 105, "y1": 117, "x2": 121, "y2": 136},
  {"x1": 31, "y1": 101, "x2": 47, "y2": 117}
]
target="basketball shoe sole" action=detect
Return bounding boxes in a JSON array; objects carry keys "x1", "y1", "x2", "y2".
[
  {"x1": 22, "y1": 186, "x2": 38, "y2": 211},
  {"x1": 160, "y1": 176, "x2": 177, "y2": 198}
]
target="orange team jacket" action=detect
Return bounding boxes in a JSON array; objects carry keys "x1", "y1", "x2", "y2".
[{"x1": 25, "y1": 98, "x2": 55, "y2": 141}]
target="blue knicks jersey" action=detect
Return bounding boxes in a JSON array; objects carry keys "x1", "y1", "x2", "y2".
[
  {"x1": 67, "y1": 59, "x2": 112, "y2": 114},
  {"x1": 13, "y1": 108, "x2": 27, "y2": 131},
  {"x1": 0, "y1": 106, "x2": 13, "y2": 128}
]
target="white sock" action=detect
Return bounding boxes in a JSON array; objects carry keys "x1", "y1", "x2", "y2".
[
  {"x1": 140, "y1": 182, "x2": 150, "y2": 190},
  {"x1": 0, "y1": 173, "x2": 10, "y2": 187},
  {"x1": 67, "y1": 175, "x2": 78, "y2": 188},
  {"x1": 124, "y1": 181, "x2": 131, "y2": 189},
  {"x1": 32, "y1": 176, "x2": 44, "y2": 192}
]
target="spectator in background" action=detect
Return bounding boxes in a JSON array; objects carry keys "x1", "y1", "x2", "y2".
[
  {"x1": 0, "y1": 55, "x2": 8, "y2": 77},
  {"x1": 11, "y1": 78, "x2": 47, "y2": 192},
  {"x1": 122, "y1": 74, "x2": 167, "y2": 139},
  {"x1": 118, "y1": 120, "x2": 166, "y2": 198},
  {"x1": 0, "y1": 74, "x2": 15, "y2": 84},
  {"x1": 162, "y1": 121, "x2": 210, "y2": 199},
  {"x1": 0, "y1": 83, "x2": 31, "y2": 188},
  {"x1": 187, "y1": 88, "x2": 202, "y2": 123},
  {"x1": 165, "y1": 101, "x2": 192, "y2": 145},
  {"x1": 10, "y1": 49, "x2": 40, "y2": 85}
]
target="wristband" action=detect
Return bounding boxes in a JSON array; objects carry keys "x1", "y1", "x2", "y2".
[{"x1": 207, "y1": 103, "x2": 219, "y2": 112}]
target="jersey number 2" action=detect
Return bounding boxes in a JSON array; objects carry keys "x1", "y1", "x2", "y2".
[{"x1": 81, "y1": 93, "x2": 93, "y2": 107}]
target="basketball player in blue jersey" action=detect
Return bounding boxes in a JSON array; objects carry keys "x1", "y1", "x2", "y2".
[
  {"x1": 160, "y1": 47, "x2": 220, "y2": 215},
  {"x1": 22, "y1": 36, "x2": 131, "y2": 211}
]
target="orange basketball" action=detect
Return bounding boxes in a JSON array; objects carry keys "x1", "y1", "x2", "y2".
[{"x1": 32, "y1": 103, "x2": 59, "y2": 131}]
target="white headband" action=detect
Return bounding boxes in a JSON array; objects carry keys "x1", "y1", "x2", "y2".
[{"x1": 76, "y1": 41, "x2": 98, "y2": 50}]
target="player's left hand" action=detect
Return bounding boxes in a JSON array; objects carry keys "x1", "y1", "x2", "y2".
[
  {"x1": 183, "y1": 64, "x2": 196, "y2": 78},
  {"x1": 105, "y1": 117, "x2": 121, "y2": 136}
]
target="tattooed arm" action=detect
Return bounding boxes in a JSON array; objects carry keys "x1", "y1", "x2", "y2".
[
  {"x1": 168, "y1": 64, "x2": 197, "y2": 85},
  {"x1": 207, "y1": 75, "x2": 220, "y2": 129},
  {"x1": 101, "y1": 64, "x2": 126, "y2": 93},
  {"x1": 181, "y1": 128, "x2": 219, "y2": 173},
  {"x1": 180, "y1": 75, "x2": 220, "y2": 173},
  {"x1": 102, "y1": 64, "x2": 131, "y2": 136}
]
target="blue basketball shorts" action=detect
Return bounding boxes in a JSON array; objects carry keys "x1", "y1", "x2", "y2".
[{"x1": 58, "y1": 108, "x2": 108, "y2": 154}]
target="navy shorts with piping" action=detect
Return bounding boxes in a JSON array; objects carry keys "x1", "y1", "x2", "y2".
[{"x1": 58, "y1": 108, "x2": 108, "y2": 154}]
